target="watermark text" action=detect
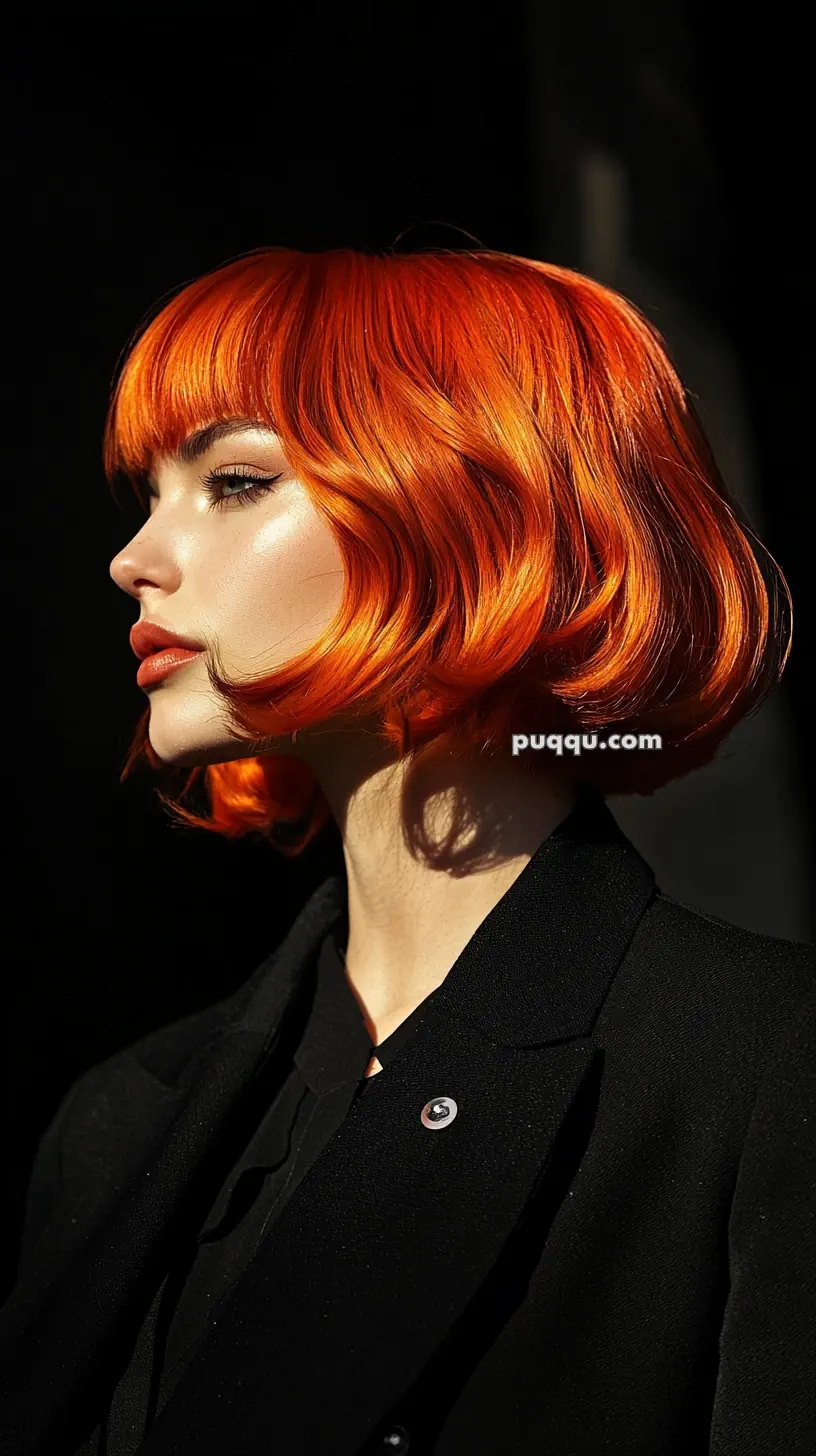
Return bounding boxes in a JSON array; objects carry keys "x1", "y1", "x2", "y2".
[{"x1": 511, "y1": 732, "x2": 663, "y2": 757}]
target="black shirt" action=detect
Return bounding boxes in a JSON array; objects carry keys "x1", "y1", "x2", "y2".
[{"x1": 79, "y1": 915, "x2": 443, "y2": 1455}]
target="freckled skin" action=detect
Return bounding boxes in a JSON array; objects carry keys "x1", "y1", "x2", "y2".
[{"x1": 110, "y1": 427, "x2": 345, "y2": 769}]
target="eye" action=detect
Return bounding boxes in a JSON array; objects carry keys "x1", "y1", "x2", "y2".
[{"x1": 199, "y1": 467, "x2": 283, "y2": 511}]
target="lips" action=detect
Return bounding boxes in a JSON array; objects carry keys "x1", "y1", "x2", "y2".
[
  {"x1": 130, "y1": 620, "x2": 206, "y2": 661},
  {"x1": 135, "y1": 646, "x2": 204, "y2": 689}
]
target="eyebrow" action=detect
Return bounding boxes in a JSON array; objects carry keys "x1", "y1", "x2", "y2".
[
  {"x1": 144, "y1": 417, "x2": 275, "y2": 487},
  {"x1": 176, "y1": 417, "x2": 274, "y2": 464}
]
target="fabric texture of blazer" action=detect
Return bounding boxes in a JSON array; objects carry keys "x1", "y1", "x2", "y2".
[{"x1": 1, "y1": 791, "x2": 814, "y2": 1456}]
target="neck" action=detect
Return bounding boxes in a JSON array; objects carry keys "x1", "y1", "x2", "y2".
[{"x1": 295, "y1": 726, "x2": 578, "y2": 1040}]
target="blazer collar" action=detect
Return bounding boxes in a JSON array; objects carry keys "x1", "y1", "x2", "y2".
[{"x1": 405, "y1": 786, "x2": 656, "y2": 1045}]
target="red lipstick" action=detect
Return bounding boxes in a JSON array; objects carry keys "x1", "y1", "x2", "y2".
[
  {"x1": 136, "y1": 648, "x2": 204, "y2": 688},
  {"x1": 130, "y1": 620, "x2": 206, "y2": 689}
]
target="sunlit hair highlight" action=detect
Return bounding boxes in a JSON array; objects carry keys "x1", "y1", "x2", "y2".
[{"x1": 103, "y1": 244, "x2": 791, "y2": 854}]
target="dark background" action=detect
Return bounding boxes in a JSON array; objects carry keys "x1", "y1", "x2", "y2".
[{"x1": 4, "y1": 1, "x2": 811, "y2": 1301}]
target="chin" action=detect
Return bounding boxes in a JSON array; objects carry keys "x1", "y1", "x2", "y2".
[{"x1": 146, "y1": 726, "x2": 296, "y2": 769}]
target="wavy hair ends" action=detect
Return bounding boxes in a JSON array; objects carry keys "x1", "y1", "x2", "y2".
[{"x1": 104, "y1": 244, "x2": 792, "y2": 852}]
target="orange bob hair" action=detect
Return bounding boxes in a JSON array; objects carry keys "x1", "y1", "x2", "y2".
[{"x1": 104, "y1": 244, "x2": 791, "y2": 855}]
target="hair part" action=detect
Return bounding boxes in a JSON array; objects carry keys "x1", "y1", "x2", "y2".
[{"x1": 104, "y1": 244, "x2": 791, "y2": 853}]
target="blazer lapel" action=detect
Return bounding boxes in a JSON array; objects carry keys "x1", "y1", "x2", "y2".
[{"x1": 138, "y1": 1011, "x2": 600, "y2": 1455}]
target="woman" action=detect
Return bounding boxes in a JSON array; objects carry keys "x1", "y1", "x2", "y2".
[{"x1": 1, "y1": 243, "x2": 813, "y2": 1456}]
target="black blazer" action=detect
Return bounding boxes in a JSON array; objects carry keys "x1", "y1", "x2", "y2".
[{"x1": 1, "y1": 794, "x2": 815, "y2": 1456}]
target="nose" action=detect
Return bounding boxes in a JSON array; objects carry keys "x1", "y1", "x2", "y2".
[{"x1": 109, "y1": 547, "x2": 137, "y2": 595}]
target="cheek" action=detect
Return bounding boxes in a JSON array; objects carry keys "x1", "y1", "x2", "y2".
[{"x1": 208, "y1": 507, "x2": 345, "y2": 671}]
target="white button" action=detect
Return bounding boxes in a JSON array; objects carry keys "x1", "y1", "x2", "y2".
[
  {"x1": 420, "y1": 1095, "x2": 458, "y2": 1129},
  {"x1": 379, "y1": 1425, "x2": 410, "y2": 1451}
]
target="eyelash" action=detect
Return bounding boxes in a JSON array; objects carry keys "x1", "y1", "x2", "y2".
[{"x1": 200, "y1": 466, "x2": 283, "y2": 511}]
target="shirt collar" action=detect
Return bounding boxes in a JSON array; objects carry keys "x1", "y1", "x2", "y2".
[
  {"x1": 295, "y1": 916, "x2": 450, "y2": 1094},
  {"x1": 293, "y1": 926, "x2": 373, "y2": 1093}
]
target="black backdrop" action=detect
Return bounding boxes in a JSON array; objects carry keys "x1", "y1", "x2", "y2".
[{"x1": 4, "y1": 0, "x2": 812, "y2": 1301}]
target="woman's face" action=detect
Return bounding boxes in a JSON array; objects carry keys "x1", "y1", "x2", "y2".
[{"x1": 109, "y1": 420, "x2": 345, "y2": 767}]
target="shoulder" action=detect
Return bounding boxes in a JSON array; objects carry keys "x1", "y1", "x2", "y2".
[
  {"x1": 646, "y1": 890, "x2": 814, "y2": 1001},
  {"x1": 609, "y1": 888, "x2": 816, "y2": 1076},
  {"x1": 25, "y1": 989, "x2": 242, "y2": 1183},
  {"x1": 12, "y1": 990, "x2": 243, "y2": 1285},
  {"x1": 22, "y1": 883, "x2": 338, "y2": 1209}
]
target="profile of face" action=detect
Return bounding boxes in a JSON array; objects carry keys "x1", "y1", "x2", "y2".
[{"x1": 109, "y1": 423, "x2": 346, "y2": 768}]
